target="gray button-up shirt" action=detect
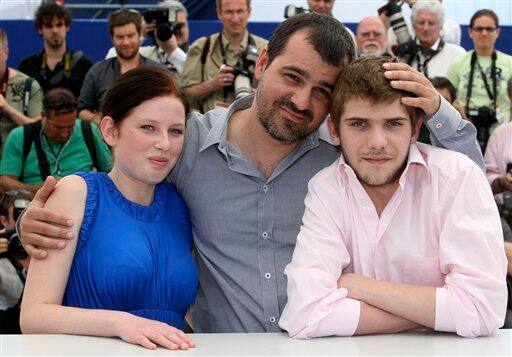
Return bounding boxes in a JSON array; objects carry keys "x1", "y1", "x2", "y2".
[{"x1": 169, "y1": 94, "x2": 483, "y2": 333}]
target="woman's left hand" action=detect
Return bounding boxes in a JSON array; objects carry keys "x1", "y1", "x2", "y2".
[{"x1": 114, "y1": 312, "x2": 196, "y2": 350}]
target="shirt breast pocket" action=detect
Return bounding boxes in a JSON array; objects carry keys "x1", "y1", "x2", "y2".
[{"x1": 403, "y1": 254, "x2": 445, "y2": 287}]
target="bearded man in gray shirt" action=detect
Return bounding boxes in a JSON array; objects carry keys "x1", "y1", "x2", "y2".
[{"x1": 18, "y1": 13, "x2": 482, "y2": 333}]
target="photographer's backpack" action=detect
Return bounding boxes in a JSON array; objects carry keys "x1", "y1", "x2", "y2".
[{"x1": 20, "y1": 120, "x2": 99, "y2": 181}]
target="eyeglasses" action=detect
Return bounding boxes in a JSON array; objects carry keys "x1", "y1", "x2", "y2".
[{"x1": 471, "y1": 26, "x2": 497, "y2": 33}]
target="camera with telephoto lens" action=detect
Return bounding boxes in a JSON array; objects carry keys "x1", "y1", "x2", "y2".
[
  {"x1": 378, "y1": 0, "x2": 417, "y2": 57},
  {"x1": 144, "y1": 8, "x2": 183, "y2": 42},
  {"x1": 467, "y1": 106, "x2": 497, "y2": 152},
  {"x1": 283, "y1": 5, "x2": 308, "y2": 19},
  {"x1": 0, "y1": 192, "x2": 30, "y2": 261},
  {"x1": 230, "y1": 44, "x2": 260, "y2": 100}
]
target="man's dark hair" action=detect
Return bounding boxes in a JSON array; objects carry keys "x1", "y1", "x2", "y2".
[
  {"x1": 469, "y1": 9, "x2": 499, "y2": 28},
  {"x1": 34, "y1": 2, "x2": 72, "y2": 30},
  {"x1": 266, "y1": 13, "x2": 355, "y2": 68},
  {"x1": 108, "y1": 9, "x2": 142, "y2": 37},
  {"x1": 43, "y1": 88, "x2": 77, "y2": 116},
  {"x1": 100, "y1": 67, "x2": 189, "y2": 126},
  {"x1": 216, "y1": 0, "x2": 251, "y2": 11},
  {"x1": 430, "y1": 77, "x2": 456, "y2": 103}
]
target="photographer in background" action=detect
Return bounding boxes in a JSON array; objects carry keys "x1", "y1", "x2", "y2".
[
  {"x1": 355, "y1": 16, "x2": 390, "y2": 57},
  {"x1": 0, "y1": 29, "x2": 43, "y2": 156},
  {"x1": 106, "y1": 0, "x2": 190, "y2": 77},
  {"x1": 484, "y1": 77, "x2": 512, "y2": 214},
  {"x1": 485, "y1": 77, "x2": 512, "y2": 328},
  {"x1": 18, "y1": 2, "x2": 93, "y2": 100},
  {"x1": 78, "y1": 9, "x2": 162, "y2": 123},
  {"x1": 181, "y1": 0, "x2": 267, "y2": 113},
  {"x1": 403, "y1": 1, "x2": 464, "y2": 78},
  {"x1": 0, "y1": 88, "x2": 112, "y2": 194},
  {"x1": 447, "y1": 10, "x2": 511, "y2": 152},
  {"x1": 382, "y1": 0, "x2": 461, "y2": 47},
  {"x1": 0, "y1": 190, "x2": 30, "y2": 334}
]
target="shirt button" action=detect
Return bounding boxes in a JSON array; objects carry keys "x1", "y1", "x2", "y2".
[
  {"x1": 269, "y1": 316, "x2": 276, "y2": 324},
  {"x1": 262, "y1": 185, "x2": 268, "y2": 193},
  {"x1": 435, "y1": 123, "x2": 442, "y2": 129},
  {"x1": 262, "y1": 232, "x2": 269, "y2": 239},
  {"x1": 264, "y1": 272, "x2": 271, "y2": 279}
]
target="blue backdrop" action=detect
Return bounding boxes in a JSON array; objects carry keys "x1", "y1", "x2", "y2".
[{"x1": 2, "y1": 19, "x2": 511, "y2": 68}]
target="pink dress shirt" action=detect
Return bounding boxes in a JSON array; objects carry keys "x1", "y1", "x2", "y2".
[
  {"x1": 279, "y1": 143, "x2": 507, "y2": 338},
  {"x1": 484, "y1": 122, "x2": 512, "y2": 204}
]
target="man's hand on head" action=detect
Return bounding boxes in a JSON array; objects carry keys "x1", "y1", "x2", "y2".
[
  {"x1": 383, "y1": 62, "x2": 441, "y2": 116},
  {"x1": 20, "y1": 176, "x2": 74, "y2": 259}
]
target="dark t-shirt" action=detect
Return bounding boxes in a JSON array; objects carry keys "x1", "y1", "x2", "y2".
[
  {"x1": 77, "y1": 56, "x2": 164, "y2": 113},
  {"x1": 18, "y1": 49, "x2": 93, "y2": 99}
]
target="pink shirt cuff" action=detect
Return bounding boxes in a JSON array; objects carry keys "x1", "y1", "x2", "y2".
[
  {"x1": 435, "y1": 287, "x2": 457, "y2": 333},
  {"x1": 314, "y1": 296, "x2": 361, "y2": 337}
]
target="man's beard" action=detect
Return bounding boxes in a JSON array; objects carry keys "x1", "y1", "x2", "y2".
[
  {"x1": 255, "y1": 76, "x2": 316, "y2": 145},
  {"x1": 361, "y1": 42, "x2": 385, "y2": 56},
  {"x1": 116, "y1": 46, "x2": 139, "y2": 60},
  {"x1": 341, "y1": 145, "x2": 408, "y2": 188},
  {"x1": 45, "y1": 36, "x2": 64, "y2": 49}
]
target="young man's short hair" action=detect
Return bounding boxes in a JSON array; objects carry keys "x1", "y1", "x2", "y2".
[
  {"x1": 330, "y1": 56, "x2": 421, "y2": 135},
  {"x1": 34, "y1": 2, "x2": 72, "y2": 30},
  {"x1": 107, "y1": 9, "x2": 142, "y2": 37}
]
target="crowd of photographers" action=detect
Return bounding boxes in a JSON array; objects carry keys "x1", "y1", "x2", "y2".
[{"x1": 0, "y1": 0, "x2": 511, "y2": 333}]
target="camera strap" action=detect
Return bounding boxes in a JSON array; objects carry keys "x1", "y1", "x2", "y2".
[
  {"x1": 219, "y1": 33, "x2": 256, "y2": 100},
  {"x1": 465, "y1": 50, "x2": 497, "y2": 112},
  {"x1": 415, "y1": 39, "x2": 445, "y2": 78}
]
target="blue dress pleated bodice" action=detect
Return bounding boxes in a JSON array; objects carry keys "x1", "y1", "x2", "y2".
[{"x1": 62, "y1": 172, "x2": 198, "y2": 330}]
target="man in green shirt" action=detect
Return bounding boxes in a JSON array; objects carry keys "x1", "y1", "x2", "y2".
[
  {"x1": 0, "y1": 28, "x2": 43, "y2": 155},
  {"x1": 0, "y1": 88, "x2": 112, "y2": 194}
]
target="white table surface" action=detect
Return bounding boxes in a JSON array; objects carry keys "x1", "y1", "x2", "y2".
[{"x1": 1, "y1": 331, "x2": 511, "y2": 356}]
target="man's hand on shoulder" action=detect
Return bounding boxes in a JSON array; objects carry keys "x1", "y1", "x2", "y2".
[{"x1": 20, "y1": 176, "x2": 74, "y2": 259}]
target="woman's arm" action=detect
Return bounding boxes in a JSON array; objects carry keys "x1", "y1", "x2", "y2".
[{"x1": 20, "y1": 175, "x2": 195, "y2": 350}]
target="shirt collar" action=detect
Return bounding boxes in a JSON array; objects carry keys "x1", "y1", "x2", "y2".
[
  {"x1": 417, "y1": 37, "x2": 442, "y2": 50},
  {"x1": 199, "y1": 94, "x2": 254, "y2": 152},
  {"x1": 221, "y1": 30, "x2": 249, "y2": 53}
]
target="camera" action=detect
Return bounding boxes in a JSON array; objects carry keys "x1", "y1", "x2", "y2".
[
  {"x1": 467, "y1": 106, "x2": 497, "y2": 152},
  {"x1": 0, "y1": 191, "x2": 30, "y2": 261},
  {"x1": 230, "y1": 44, "x2": 260, "y2": 100},
  {"x1": 284, "y1": 5, "x2": 308, "y2": 19},
  {"x1": 378, "y1": 1, "x2": 417, "y2": 57},
  {"x1": 144, "y1": 8, "x2": 183, "y2": 42},
  {"x1": 467, "y1": 107, "x2": 497, "y2": 128}
]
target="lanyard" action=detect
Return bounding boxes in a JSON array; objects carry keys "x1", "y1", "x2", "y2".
[
  {"x1": 465, "y1": 51, "x2": 497, "y2": 111},
  {"x1": 40, "y1": 50, "x2": 72, "y2": 80},
  {"x1": 415, "y1": 39, "x2": 445, "y2": 78},
  {"x1": 42, "y1": 132, "x2": 65, "y2": 161},
  {"x1": 1, "y1": 68, "x2": 9, "y2": 97}
]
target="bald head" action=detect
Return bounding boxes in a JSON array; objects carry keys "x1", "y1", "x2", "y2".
[{"x1": 356, "y1": 16, "x2": 387, "y2": 56}]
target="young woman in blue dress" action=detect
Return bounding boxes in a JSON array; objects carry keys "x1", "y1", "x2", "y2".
[{"x1": 20, "y1": 67, "x2": 198, "y2": 350}]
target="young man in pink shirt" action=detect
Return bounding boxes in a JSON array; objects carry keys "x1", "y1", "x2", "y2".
[{"x1": 279, "y1": 56, "x2": 507, "y2": 338}]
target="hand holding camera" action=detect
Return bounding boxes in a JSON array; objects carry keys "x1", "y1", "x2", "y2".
[{"x1": 213, "y1": 65, "x2": 236, "y2": 91}]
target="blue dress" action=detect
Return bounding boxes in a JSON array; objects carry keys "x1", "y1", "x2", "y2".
[{"x1": 62, "y1": 172, "x2": 198, "y2": 330}]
